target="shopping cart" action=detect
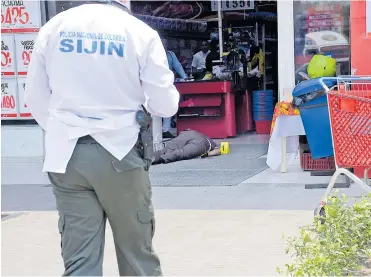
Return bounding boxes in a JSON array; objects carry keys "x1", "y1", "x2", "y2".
[{"x1": 314, "y1": 76, "x2": 371, "y2": 216}]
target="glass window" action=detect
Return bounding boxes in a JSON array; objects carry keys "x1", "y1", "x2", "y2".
[{"x1": 293, "y1": 0, "x2": 351, "y2": 83}]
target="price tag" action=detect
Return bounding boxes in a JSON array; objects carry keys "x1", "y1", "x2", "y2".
[
  {"x1": 17, "y1": 77, "x2": 32, "y2": 117},
  {"x1": 211, "y1": 0, "x2": 254, "y2": 11},
  {"x1": 14, "y1": 33, "x2": 36, "y2": 75},
  {"x1": 1, "y1": 34, "x2": 16, "y2": 76},
  {"x1": 1, "y1": 0, "x2": 41, "y2": 30},
  {"x1": 1, "y1": 78, "x2": 18, "y2": 118}
]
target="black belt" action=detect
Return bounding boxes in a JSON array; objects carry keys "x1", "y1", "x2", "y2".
[{"x1": 77, "y1": 135, "x2": 97, "y2": 144}]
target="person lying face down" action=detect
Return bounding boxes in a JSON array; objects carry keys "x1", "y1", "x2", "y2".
[{"x1": 153, "y1": 130, "x2": 220, "y2": 164}]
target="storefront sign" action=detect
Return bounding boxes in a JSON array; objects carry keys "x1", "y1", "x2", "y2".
[
  {"x1": 1, "y1": 34, "x2": 16, "y2": 76},
  {"x1": 211, "y1": 0, "x2": 254, "y2": 11},
  {"x1": 1, "y1": 0, "x2": 41, "y2": 31},
  {"x1": 1, "y1": 78, "x2": 18, "y2": 118},
  {"x1": 14, "y1": 33, "x2": 36, "y2": 75},
  {"x1": 17, "y1": 77, "x2": 31, "y2": 117},
  {"x1": 2, "y1": 0, "x2": 39, "y2": 121},
  {"x1": 306, "y1": 4, "x2": 343, "y2": 33}
]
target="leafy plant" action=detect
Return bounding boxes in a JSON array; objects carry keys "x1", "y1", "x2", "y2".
[{"x1": 277, "y1": 192, "x2": 371, "y2": 276}]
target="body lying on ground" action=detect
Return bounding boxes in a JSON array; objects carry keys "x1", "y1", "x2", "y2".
[{"x1": 153, "y1": 130, "x2": 220, "y2": 164}]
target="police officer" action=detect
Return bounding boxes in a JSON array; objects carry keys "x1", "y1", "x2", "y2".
[{"x1": 24, "y1": 0, "x2": 179, "y2": 275}]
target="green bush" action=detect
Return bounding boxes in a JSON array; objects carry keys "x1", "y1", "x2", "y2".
[{"x1": 277, "y1": 192, "x2": 371, "y2": 276}]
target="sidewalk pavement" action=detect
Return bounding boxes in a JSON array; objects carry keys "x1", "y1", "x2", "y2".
[
  {"x1": 2, "y1": 210, "x2": 313, "y2": 276},
  {"x1": 2, "y1": 134, "x2": 341, "y2": 276}
]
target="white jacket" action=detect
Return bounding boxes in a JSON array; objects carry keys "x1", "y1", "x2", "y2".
[{"x1": 25, "y1": 3, "x2": 180, "y2": 173}]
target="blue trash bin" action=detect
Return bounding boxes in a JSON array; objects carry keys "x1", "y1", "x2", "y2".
[{"x1": 292, "y1": 78, "x2": 337, "y2": 159}]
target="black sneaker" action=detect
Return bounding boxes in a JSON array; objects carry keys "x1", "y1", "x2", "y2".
[{"x1": 163, "y1": 131, "x2": 175, "y2": 139}]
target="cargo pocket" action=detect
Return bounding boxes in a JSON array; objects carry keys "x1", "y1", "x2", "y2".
[{"x1": 137, "y1": 209, "x2": 155, "y2": 249}]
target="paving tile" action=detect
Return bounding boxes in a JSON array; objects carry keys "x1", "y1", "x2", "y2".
[{"x1": 1, "y1": 210, "x2": 312, "y2": 276}]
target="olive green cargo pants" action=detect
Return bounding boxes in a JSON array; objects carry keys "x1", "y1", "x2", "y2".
[{"x1": 48, "y1": 137, "x2": 162, "y2": 276}]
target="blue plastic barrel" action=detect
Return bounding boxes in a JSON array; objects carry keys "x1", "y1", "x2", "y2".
[{"x1": 292, "y1": 78, "x2": 337, "y2": 159}]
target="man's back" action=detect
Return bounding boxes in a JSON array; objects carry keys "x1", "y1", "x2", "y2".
[
  {"x1": 44, "y1": 4, "x2": 163, "y2": 118},
  {"x1": 25, "y1": 2, "x2": 179, "y2": 173}
]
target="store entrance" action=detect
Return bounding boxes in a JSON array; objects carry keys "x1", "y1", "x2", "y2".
[{"x1": 131, "y1": 1, "x2": 278, "y2": 137}]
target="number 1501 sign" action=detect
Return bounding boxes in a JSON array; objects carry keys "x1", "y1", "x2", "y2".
[{"x1": 211, "y1": 0, "x2": 254, "y2": 11}]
